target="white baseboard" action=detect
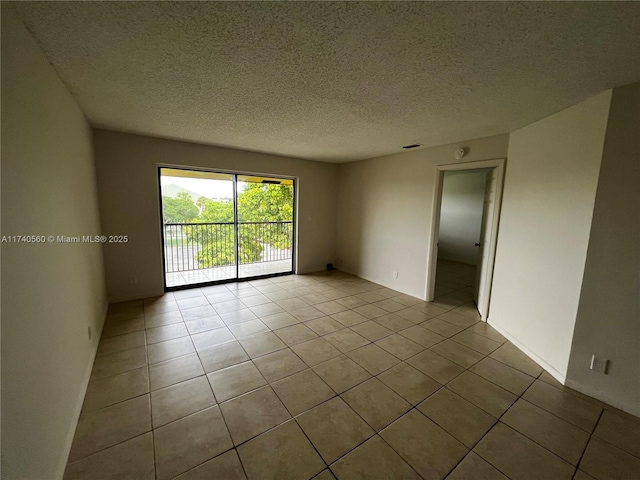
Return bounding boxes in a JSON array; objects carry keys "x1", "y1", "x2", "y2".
[
  {"x1": 336, "y1": 267, "x2": 425, "y2": 300},
  {"x1": 335, "y1": 265, "x2": 357, "y2": 277},
  {"x1": 108, "y1": 289, "x2": 164, "y2": 304},
  {"x1": 56, "y1": 299, "x2": 109, "y2": 479},
  {"x1": 297, "y1": 266, "x2": 328, "y2": 275},
  {"x1": 486, "y1": 319, "x2": 567, "y2": 384}
]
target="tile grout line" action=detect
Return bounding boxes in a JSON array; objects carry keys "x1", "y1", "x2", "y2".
[
  {"x1": 289, "y1": 417, "x2": 331, "y2": 477},
  {"x1": 189, "y1": 292, "x2": 329, "y2": 478},
  {"x1": 368, "y1": 323, "x2": 505, "y2": 478},
  {"x1": 97, "y1": 293, "x2": 474, "y2": 411},
  {"x1": 421, "y1": 346, "x2": 614, "y2": 479},
  {"x1": 451, "y1": 376, "x2": 550, "y2": 479},
  {"x1": 397, "y1": 313, "x2": 589, "y2": 478},
  {"x1": 573, "y1": 408, "x2": 604, "y2": 480},
  {"x1": 143, "y1": 302, "x2": 159, "y2": 480},
  {"x1": 93, "y1": 299, "x2": 483, "y2": 403},
  {"x1": 468, "y1": 369, "x2": 594, "y2": 479},
  {"x1": 64, "y1": 432, "x2": 154, "y2": 470},
  {"x1": 154, "y1": 278, "x2": 257, "y2": 478},
  {"x1": 87, "y1": 270, "x2": 632, "y2": 479}
]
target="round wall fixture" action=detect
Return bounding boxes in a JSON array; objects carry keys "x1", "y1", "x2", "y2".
[{"x1": 454, "y1": 147, "x2": 467, "y2": 159}]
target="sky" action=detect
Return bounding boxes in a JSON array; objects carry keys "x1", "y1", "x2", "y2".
[{"x1": 160, "y1": 175, "x2": 233, "y2": 199}]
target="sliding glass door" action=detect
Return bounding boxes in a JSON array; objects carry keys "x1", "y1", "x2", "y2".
[
  {"x1": 237, "y1": 175, "x2": 294, "y2": 279},
  {"x1": 159, "y1": 168, "x2": 294, "y2": 289}
]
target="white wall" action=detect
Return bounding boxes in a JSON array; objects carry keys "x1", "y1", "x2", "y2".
[
  {"x1": 488, "y1": 91, "x2": 612, "y2": 381},
  {"x1": 438, "y1": 170, "x2": 488, "y2": 265},
  {"x1": 1, "y1": 9, "x2": 107, "y2": 479},
  {"x1": 93, "y1": 130, "x2": 338, "y2": 302},
  {"x1": 566, "y1": 83, "x2": 640, "y2": 416},
  {"x1": 336, "y1": 135, "x2": 509, "y2": 299}
]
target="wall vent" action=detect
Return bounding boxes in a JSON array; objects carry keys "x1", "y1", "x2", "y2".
[{"x1": 402, "y1": 144, "x2": 422, "y2": 149}]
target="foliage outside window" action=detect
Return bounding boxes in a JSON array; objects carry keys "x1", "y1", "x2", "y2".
[{"x1": 162, "y1": 183, "x2": 293, "y2": 267}]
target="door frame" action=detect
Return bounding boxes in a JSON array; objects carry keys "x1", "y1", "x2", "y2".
[
  {"x1": 157, "y1": 165, "x2": 298, "y2": 291},
  {"x1": 425, "y1": 158, "x2": 506, "y2": 320}
]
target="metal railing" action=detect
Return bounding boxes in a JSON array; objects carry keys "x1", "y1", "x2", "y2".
[{"x1": 164, "y1": 221, "x2": 293, "y2": 273}]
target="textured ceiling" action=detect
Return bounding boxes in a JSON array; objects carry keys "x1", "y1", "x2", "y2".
[{"x1": 9, "y1": 2, "x2": 640, "y2": 163}]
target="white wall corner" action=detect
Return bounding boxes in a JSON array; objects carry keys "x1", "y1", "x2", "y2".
[{"x1": 487, "y1": 318, "x2": 567, "y2": 384}]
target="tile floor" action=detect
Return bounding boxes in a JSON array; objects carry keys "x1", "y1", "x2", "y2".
[{"x1": 64, "y1": 260, "x2": 640, "y2": 479}]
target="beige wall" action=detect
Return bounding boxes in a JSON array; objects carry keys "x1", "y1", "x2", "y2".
[
  {"x1": 566, "y1": 83, "x2": 640, "y2": 415},
  {"x1": 2, "y1": 12, "x2": 636, "y2": 477},
  {"x1": 336, "y1": 135, "x2": 509, "y2": 299},
  {"x1": 488, "y1": 91, "x2": 612, "y2": 381},
  {"x1": 93, "y1": 130, "x2": 339, "y2": 302},
  {"x1": 1, "y1": 9, "x2": 107, "y2": 479}
]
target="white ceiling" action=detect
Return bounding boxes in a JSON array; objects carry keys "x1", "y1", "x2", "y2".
[{"x1": 9, "y1": 2, "x2": 640, "y2": 163}]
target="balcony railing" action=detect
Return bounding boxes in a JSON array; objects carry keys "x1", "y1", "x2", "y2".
[{"x1": 164, "y1": 221, "x2": 293, "y2": 273}]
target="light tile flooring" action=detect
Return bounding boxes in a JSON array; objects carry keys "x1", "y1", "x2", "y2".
[{"x1": 65, "y1": 261, "x2": 640, "y2": 479}]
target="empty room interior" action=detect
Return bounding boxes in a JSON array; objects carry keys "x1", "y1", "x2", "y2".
[{"x1": 2, "y1": 2, "x2": 640, "y2": 480}]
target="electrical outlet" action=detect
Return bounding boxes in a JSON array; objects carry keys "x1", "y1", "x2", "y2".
[
  {"x1": 590, "y1": 355, "x2": 608, "y2": 374},
  {"x1": 87, "y1": 326, "x2": 92, "y2": 341},
  {"x1": 393, "y1": 271, "x2": 398, "y2": 279},
  {"x1": 129, "y1": 275, "x2": 138, "y2": 285}
]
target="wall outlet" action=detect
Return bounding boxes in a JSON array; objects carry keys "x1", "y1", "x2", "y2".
[
  {"x1": 87, "y1": 326, "x2": 92, "y2": 341},
  {"x1": 392, "y1": 271, "x2": 399, "y2": 279},
  {"x1": 129, "y1": 275, "x2": 138, "y2": 285},
  {"x1": 590, "y1": 355, "x2": 608, "y2": 374}
]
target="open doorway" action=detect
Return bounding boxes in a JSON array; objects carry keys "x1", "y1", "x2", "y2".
[
  {"x1": 425, "y1": 159, "x2": 506, "y2": 320},
  {"x1": 159, "y1": 167, "x2": 296, "y2": 289}
]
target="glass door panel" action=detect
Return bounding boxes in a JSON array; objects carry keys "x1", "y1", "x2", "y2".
[
  {"x1": 160, "y1": 168, "x2": 237, "y2": 287},
  {"x1": 237, "y1": 175, "x2": 294, "y2": 279}
]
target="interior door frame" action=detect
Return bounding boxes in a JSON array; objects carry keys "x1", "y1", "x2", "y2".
[{"x1": 425, "y1": 158, "x2": 506, "y2": 320}]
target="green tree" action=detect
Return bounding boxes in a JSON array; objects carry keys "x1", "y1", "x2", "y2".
[
  {"x1": 162, "y1": 192, "x2": 199, "y2": 223},
  {"x1": 238, "y1": 184, "x2": 293, "y2": 222},
  {"x1": 196, "y1": 197, "x2": 233, "y2": 223},
  {"x1": 238, "y1": 184, "x2": 293, "y2": 252},
  {"x1": 189, "y1": 183, "x2": 293, "y2": 268},
  {"x1": 192, "y1": 198, "x2": 236, "y2": 267}
]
